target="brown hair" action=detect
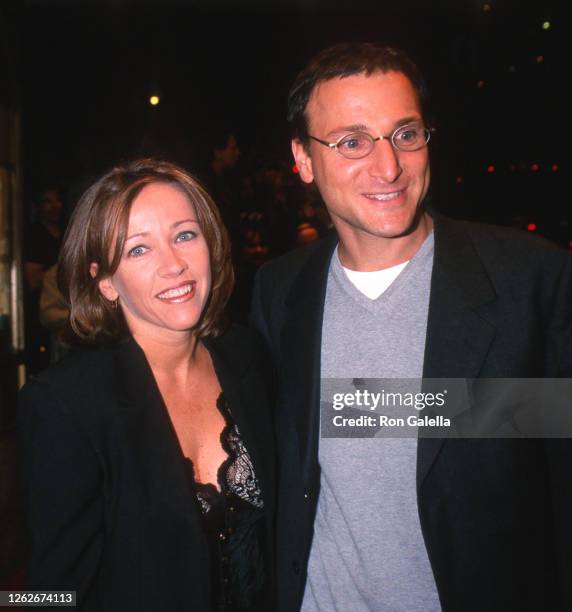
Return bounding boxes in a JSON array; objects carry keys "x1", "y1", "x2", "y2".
[
  {"x1": 58, "y1": 158, "x2": 234, "y2": 345},
  {"x1": 287, "y1": 42, "x2": 431, "y2": 146}
]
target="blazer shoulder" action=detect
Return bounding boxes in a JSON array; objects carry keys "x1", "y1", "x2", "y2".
[
  {"x1": 439, "y1": 215, "x2": 570, "y2": 271},
  {"x1": 445, "y1": 215, "x2": 562, "y2": 250},
  {"x1": 19, "y1": 345, "x2": 118, "y2": 422},
  {"x1": 207, "y1": 324, "x2": 270, "y2": 369},
  {"x1": 255, "y1": 234, "x2": 337, "y2": 298},
  {"x1": 258, "y1": 234, "x2": 336, "y2": 282}
]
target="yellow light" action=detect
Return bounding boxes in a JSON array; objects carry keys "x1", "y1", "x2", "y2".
[
  {"x1": 149, "y1": 95, "x2": 160, "y2": 106},
  {"x1": 542, "y1": 21, "x2": 551, "y2": 30}
]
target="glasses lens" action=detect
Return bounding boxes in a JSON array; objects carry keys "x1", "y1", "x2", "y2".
[
  {"x1": 393, "y1": 124, "x2": 429, "y2": 151},
  {"x1": 337, "y1": 133, "x2": 375, "y2": 159}
]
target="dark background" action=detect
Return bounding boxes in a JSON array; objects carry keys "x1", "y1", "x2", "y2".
[{"x1": 0, "y1": 0, "x2": 569, "y2": 243}]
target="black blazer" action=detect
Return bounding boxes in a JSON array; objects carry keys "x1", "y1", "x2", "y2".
[
  {"x1": 251, "y1": 213, "x2": 572, "y2": 612},
  {"x1": 18, "y1": 325, "x2": 275, "y2": 611}
]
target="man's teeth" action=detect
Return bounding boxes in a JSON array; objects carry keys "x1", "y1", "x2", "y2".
[
  {"x1": 158, "y1": 284, "x2": 193, "y2": 299},
  {"x1": 364, "y1": 192, "x2": 401, "y2": 201}
]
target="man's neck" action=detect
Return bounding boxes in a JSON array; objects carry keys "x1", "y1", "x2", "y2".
[{"x1": 337, "y1": 213, "x2": 433, "y2": 272}]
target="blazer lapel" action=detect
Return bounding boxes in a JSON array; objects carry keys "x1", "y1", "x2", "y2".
[
  {"x1": 418, "y1": 214, "x2": 498, "y2": 490},
  {"x1": 112, "y1": 338, "x2": 200, "y2": 522},
  {"x1": 203, "y1": 333, "x2": 274, "y2": 515},
  {"x1": 280, "y1": 235, "x2": 337, "y2": 483}
]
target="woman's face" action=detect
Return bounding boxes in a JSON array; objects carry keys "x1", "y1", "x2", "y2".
[{"x1": 97, "y1": 182, "x2": 211, "y2": 342}]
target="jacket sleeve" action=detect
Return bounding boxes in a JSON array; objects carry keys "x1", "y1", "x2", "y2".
[
  {"x1": 18, "y1": 379, "x2": 104, "y2": 605},
  {"x1": 545, "y1": 251, "x2": 572, "y2": 607},
  {"x1": 250, "y1": 266, "x2": 273, "y2": 348},
  {"x1": 547, "y1": 250, "x2": 572, "y2": 376}
]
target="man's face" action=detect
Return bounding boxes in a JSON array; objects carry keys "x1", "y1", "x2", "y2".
[{"x1": 292, "y1": 71, "x2": 430, "y2": 245}]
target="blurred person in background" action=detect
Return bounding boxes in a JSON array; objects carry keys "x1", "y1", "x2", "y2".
[{"x1": 23, "y1": 184, "x2": 65, "y2": 373}]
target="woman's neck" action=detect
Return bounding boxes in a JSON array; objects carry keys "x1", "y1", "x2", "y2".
[{"x1": 133, "y1": 330, "x2": 203, "y2": 384}]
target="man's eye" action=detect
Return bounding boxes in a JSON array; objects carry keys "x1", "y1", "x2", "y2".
[
  {"x1": 339, "y1": 135, "x2": 369, "y2": 151},
  {"x1": 397, "y1": 127, "x2": 421, "y2": 142},
  {"x1": 176, "y1": 231, "x2": 196, "y2": 242},
  {"x1": 127, "y1": 245, "x2": 148, "y2": 258}
]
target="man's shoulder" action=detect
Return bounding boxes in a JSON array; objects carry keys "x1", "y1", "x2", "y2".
[
  {"x1": 256, "y1": 234, "x2": 337, "y2": 294},
  {"x1": 437, "y1": 215, "x2": 568, "y2": 269}
]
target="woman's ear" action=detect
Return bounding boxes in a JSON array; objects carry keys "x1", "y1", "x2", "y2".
[{"x1": 90, "y1": 262, "x2": 119, "y2": 302}]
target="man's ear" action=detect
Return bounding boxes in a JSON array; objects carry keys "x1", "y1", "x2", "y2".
[
  {"x1": 90, "y1": 262, "x2": 119, "y2": 302},
  {"x1": 292, "y1": 139, "x2": 315, "y2": 184}
]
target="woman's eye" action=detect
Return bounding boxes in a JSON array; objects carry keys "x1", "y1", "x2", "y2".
[
  {"x1": 176, "y1": 230, "x2": 196, "y2": 242},
  {"x1": 127, "y1": 245, "x2": 148, "y2": 258}
]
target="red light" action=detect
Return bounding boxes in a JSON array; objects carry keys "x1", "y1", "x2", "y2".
[
  {"x1": 477, "y1": 80, "x2": 485, "y2": 89},
  {"x1": 487, "y1": 165, "x2": 495, "y2": 173},
  {"x1": 455, "y1": 176, "x2": 463, "y2": 184},
  {"x1": 527, "y1": 223, "x2": 537, "y2": 232},
  {"x1": 530, "y1": 163, "x2": 539, "y2": 172},
  {"x1": 292, "y1": 164, "x2": 300, "y2": 174},
  {"x1": 552, "y1": 164, "x2": 559, "y2": 172},
  {"x1": 568, "y1": 242, "x2": 572, "y2": 249}
]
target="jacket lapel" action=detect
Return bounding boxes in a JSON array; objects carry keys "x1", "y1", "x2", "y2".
[
  {"x1": 203, "y1": 333, "x2": 275, "y2": 516},
  {"x1": 417, "y1": 214, "x2": 498, "y2": 490},
  {"x1": 112, "y1": 338, "x2": 200, "y2": 522},
  {"x1": 280, "y1": 235, "x2": 337, "y2": 483}
]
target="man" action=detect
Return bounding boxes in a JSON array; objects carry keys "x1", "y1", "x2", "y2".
[{"x1": 251, "y1": 42, "x2": 572, "y2": 611}]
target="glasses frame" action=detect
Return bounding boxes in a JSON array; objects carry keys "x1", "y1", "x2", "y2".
[{"x1": 308, "y1": 123, "x2": 435, "y2": 159}]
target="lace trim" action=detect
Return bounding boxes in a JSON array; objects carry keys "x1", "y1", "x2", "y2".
[{"x1": 192, "y1": 393, "x2": 264, "y2": 513}]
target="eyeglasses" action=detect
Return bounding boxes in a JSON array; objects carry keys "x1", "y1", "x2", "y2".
[{"x1": 308, "y1": 123, "x2": 434, "y2": 159}]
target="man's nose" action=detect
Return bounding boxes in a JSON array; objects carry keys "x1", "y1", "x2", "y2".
[
  {"x1": 157, "y1": 245, "x2": 188, "y2": 276},
  {"x1": 367, "y1": 139, "x2": 402, "y2": 183}
]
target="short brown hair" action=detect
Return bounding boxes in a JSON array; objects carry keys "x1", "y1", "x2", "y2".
[
  {"x1": 58, "y1": 158, "x2": 234, "y2": 345},
  {"x1": 288, "y1": 42, "x2": 430, "y2": 145}
]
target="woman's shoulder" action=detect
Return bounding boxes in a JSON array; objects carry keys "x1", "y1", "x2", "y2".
[
  {"x1": 206, "y1": 323, "x2": 269, "y2": 363},
  {"x1": 19, "y1": 344, "x2": 120, "y2": 418},
  {"x1": 204, "y1": 324, "x2": 273, "y2": 385}
]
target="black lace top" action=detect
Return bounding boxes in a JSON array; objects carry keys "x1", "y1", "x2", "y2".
[{"x1": 185, "y1": 394, "x2": 266, "y2": 611}]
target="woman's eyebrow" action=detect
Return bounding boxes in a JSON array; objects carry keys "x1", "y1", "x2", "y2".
[
  {"x1": 172, "y1": 218, "x2": 198, "y2": 228},
  {"x1": 125, "y1": 231, "x2": 149, "y2": 242}
]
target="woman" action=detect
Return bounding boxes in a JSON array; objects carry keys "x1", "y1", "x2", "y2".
[{"x1": 18, "y1": 159, "x2": 275, "y2": 611}]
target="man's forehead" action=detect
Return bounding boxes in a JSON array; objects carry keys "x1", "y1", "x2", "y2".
[{"x1": 305, "y1": 70, "x2": 420, "y2": 130}]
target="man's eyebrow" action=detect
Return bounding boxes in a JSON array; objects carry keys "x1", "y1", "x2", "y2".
[
  {"x1": 326, "y1": 116, "x2": 423, "y2": 138},
  {"x1": 326, "y1": 124, "x2": 369, "y2": 137}
]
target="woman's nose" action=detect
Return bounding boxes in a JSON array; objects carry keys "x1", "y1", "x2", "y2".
[{"x1": 157, "y1": 245, "x2": 188, "y2": 276}]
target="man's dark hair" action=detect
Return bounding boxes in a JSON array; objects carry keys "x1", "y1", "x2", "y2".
[{"x1": 287, "y1": 42, "x2": 430, "y2": 145}]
